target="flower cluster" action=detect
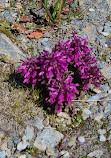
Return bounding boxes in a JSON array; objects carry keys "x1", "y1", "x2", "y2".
[{"x1": 18, "y1": 33, "x2": 102, "y2": 112}]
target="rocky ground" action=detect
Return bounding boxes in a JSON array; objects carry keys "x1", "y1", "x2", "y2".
[{"x1": 0, "y1": 0, "x2": 111, "y2": 158}]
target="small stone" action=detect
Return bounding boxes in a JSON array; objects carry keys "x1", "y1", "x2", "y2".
[
  {"x1": 89, "y1": 8, "x2": 95, "y2": 12},
  {"x1": 17, "y1": 140, "x2": 29, "y2": 151},
  {"x1": 57, "y1": 112, "x2": 71, "y2": 120},
  {"x1": 34, "y1": 127, "x2": 64, "y2": 149},
  {"x1": 33, "y1": 137, "x2": 47, "y2": 151},
  {"x1": 101, "y1": 32, "x2": 110, "y2": 36},
  {"x1": 0, "y1": 151, "x2": 6, "y2": 158},
  {"x1": 22, "y1": 125, "x2": 34, "y2": 142},
  {"x1": 18, "y1": 154, "x2": 26, "y2": 158},
  {"x1": 95, "y1": 114, "x2": 103, "y2": 122},
  {"x1": 41, "y1": 38, "x2": 50, "y2": 47},
  {"x1": 98, "y1": 129, "x2": 106, "y2": 135},
  {"x1": 87, "y1": 150, "x2": 103, "y2": 158},
  {"x1": 82, "y1": 108, "x2": 92, "y2": 120},
  {"x1": 66, "y1": 119, "x2": 71, "y2": 125},
  {"x1": 78, "y1": 136, "x2": 85, "y2": 143},
  {"x1": 100, "y1": 134, "x2": 106, "y2": 142},
  {"x1": 60, "y1": 150, "x2": 70, "y2": 158},
  {"x1": 46, "y1": 146, "x2": 55, "y2": 156},
  {"x1": 13, "y1": 138, "x2": 19, "y2": 145},
  {"x1": 68, "y1": 136, "x2": 76, "y2": 148}
]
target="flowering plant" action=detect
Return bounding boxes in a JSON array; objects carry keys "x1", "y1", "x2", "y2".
[{"x1": 18, "y1": 33, "x2": 102, "y2": 112}]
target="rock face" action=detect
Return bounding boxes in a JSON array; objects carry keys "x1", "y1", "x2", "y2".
[
  {"x1": 34, "y1": 127, "x2": 64, "y2": 150},
  {"x1": 0, "y1": 33, "x2": 26, "y2": 65}
]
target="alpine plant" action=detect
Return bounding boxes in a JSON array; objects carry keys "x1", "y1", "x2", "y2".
[{"x1": 18, "y1": 33, "x2": 102, "y2": 112}]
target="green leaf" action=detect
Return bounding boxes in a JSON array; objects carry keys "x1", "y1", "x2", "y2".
[{"x1": 52, "y1": 0, "x2": 61, "y2": 19}]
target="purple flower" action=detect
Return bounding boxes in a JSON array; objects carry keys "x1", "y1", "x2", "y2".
[{"x1": 18, "y1": 33, "x2": 102, "y2": 112}]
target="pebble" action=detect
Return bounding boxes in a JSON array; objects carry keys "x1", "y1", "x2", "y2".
[
  {"x1": 22, "y1": 125, "x2": 34, "y2": 142},
  {"x1": 95, "y1": 114, "x2": 103, "y2": 122},
  {"x1": 78, "y1": 136, "x2": 85, "y2": 143},
  {"x1": 87, "y1": 150, "x2": 103, "y2": 158},
  {"x1": 82, "y1": 108, "x2": 92, "y2": 120},
  {"x1": 60, "y1": 150, "x2": 70, "y2": 158},
  {"x1": 17, "y1": 140, "x2": 29, "y2": 151},
  {"x1": 98, "y1": 129, "x2": 106, "y2": 135},
  {"x1": 89, "y1": 8, "x2": 95, "y2": 12},
  {"x1": 57, "y1": 112, "x2": 71, "y2": 120},
  {"x1": 13, "y1": 138, "x2": 19, "y2": 145},
  {"x1": 41, "y1": 38, "x2": 50, "y2": 47},
  {"x1": 100, "y1": 134, "x2": 106, "y2": 142},
  {"x1": 101, "y1": 32, "x2": 110, "y2": 36}
]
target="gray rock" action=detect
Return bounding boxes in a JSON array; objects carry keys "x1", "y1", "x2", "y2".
[
  {"x1": 95, "y1": 114, "x2": 103, "y2": 122},
  {"x1": 98, "y1": 129, "x2": 106, "y2": 135},
  {"x1": 104, "y1": 104, "x2": 111, "y2": 115},
  {"x1": 0, "y1": 33, "x2": 26, "y2": 67},
  {"x1": 34, "y1": 127, "x2": 64, "y2": 149},
  {"x1": 82, "y1": 108, "x2": 92, "y2": 120},
  {"x1": 41, "y1": 38, "x2": 50, "y2": 47},
  {"x1": 22, "y1": 126, "x2": 34, "y2": 142},
  {"x1": 87, "y1": 150, "x2": 103, "y2": 158},
  {"x1": 89, "y1": 8, "x2": 95, "y2": 12},
  {"x1": 17, "y1": 140, "x2": 29, "y2": 151},
  {"x1": 0, "y1": 151, "x2": 6, "y2": 158},
  {"x1": 13, "y1": 138, "x2": 19, "y2": 145},
  {"x1": 78, "y1": 136, "x2": 85, "y2": 143},
  {"x1": 33, "y1": 118, "x2": 44, "y2": 130},
  {"x1": 100, "y1": 134, "x2": 106, "y2": 142},
  {"x1": 3, "y1": 10, "x2": 12, "y2": 22}
]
